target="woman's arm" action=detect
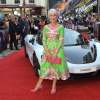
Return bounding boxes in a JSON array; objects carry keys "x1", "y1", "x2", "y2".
[
  {"x1": 42, "y1": 25, "x2": 50, "y2": 55},
  {"x1": 54, "y1": 25, "x2": 64, "y2": 56}
]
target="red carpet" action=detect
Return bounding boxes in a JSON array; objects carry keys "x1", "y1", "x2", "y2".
[{"x1": 0, "y1": 49, "x2": 100, "y2": 100}]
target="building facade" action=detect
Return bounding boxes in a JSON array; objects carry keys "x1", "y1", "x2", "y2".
[
  {"x1": 0, "y1": 0, "x2": 47, "y2": 15},
  {"x1": 0, "y1": 0, "x2": 47, "y2": 7},
  {"x1": 48, "y1": 0, "x2": 61, "y2": 9}
]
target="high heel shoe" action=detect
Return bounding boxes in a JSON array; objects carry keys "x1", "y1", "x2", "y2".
[
  {"x1": 50, "y1": 88, "x2": 56, "y2": 94},
  {"x1": 31, "y1": 85, "x2": 42, "y2": 92}
]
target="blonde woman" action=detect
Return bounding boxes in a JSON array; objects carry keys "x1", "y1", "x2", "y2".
[{"x1": 32, "y1": 9, "x2": 69, "y2": 94}]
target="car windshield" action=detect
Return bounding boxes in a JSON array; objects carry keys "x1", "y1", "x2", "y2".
[{"x1": 64, "y1": 29, "x2": 89, "y2": 46}]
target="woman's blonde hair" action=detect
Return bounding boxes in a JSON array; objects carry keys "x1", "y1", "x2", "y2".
[{"x1": 48, "y1": 9, "x2": 59, "y2": 16}]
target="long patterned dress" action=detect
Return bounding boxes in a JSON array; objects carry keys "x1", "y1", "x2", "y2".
[{"x1": 38, "y1": 24, "x2": 68, "y2": 80}]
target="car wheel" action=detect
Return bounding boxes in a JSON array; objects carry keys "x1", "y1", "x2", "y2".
[
  {"x1": 24, "y1": 45, "x2": 28, "y2": 58},
  {"x1": 32, "y1": 52, "x2": 40, "y2": 76}
]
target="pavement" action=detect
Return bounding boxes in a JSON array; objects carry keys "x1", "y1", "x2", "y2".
[
  {"x1": 0, "y1": 49, "x2": 17, "y2": 58},
  {"x1": 0, "y1": 44, "x2": 22, "y2": 58},
  {"x1": 0, "y1": 40, "x2": 21, "y2": 58}
]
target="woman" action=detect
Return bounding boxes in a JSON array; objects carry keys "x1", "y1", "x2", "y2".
[
  {"x1": 36, "y1": 16, "x2": 47, "y2": 45},
  {"x1": 32, "y1": 9, "x2": 69, "y2": 94}
]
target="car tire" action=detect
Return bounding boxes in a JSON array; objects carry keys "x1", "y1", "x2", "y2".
[
  {"x1": 24, "y1": 45, "x2": 28, "y2": 58},
  {"x1": 32, "y1": 52, "x2": 40, "y2": 76}
]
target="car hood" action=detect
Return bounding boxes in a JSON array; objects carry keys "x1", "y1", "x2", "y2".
[{"x1": 64, "y1": 45, "x2": 96, "y2": 64}]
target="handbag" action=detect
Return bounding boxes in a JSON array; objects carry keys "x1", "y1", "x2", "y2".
[{"x1": 46, "y1": 55, "x2": 61, "y2": 64}]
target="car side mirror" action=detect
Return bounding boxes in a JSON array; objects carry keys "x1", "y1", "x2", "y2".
[{"x1": 29, "y1": 38, "x2": 34, "y2": 45}]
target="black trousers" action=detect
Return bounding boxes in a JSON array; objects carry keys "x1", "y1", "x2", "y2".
[{"x1": 9, "y1": 34, "x2": 18, "y2": 50}]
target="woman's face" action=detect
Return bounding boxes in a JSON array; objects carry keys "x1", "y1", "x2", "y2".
[
  {"x1": 48, "y1": 13, "x2": 58, "y2": 23},
  {"x1": 39, "y1": 19, "x2": 45, "y2": 26}
]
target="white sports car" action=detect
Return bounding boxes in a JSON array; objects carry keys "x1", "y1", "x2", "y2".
[{"x1": 25, "y1": 28, "x2": 100, "y2": 76}]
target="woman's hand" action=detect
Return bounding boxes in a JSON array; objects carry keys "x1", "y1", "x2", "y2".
[
  {"x1": 44, "y1": 48, "x2": 58, "y2": 56},
  {"x1": 44, "y1": 48, "x2": 51, "y2": 56},
  {"x1": 52, "y1": 48, "x2": 58, "y2": 57}
]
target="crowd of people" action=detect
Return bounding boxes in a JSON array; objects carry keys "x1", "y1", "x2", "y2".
[
  {"x1": 58, "y1": 13, "x2": 100, "y2": 33},
  {"x1": 0, "y1": 14, "x2": 47, "y2": 51},
  {"x1": 0, "y1": 12, "x2": 99, "y2": 52}
]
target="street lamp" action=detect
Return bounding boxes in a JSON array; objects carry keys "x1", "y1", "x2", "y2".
[
  {"x1": 19, "y1": 4, "x2": 22, "y2": 15},
  {"x1": 23, "y1": 0, "x2": 25, "y2": 15}
]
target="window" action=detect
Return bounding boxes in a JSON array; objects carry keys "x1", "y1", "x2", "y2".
[
  {"x1": 15, "y1": 0, "x2": 20, "y2": 4},
  {"x1": 29, "y1": 0, "x2": 34, "y2": 3},
  {"x1": 1, "y1": 0, "x2": 6, "y2": 4}
]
